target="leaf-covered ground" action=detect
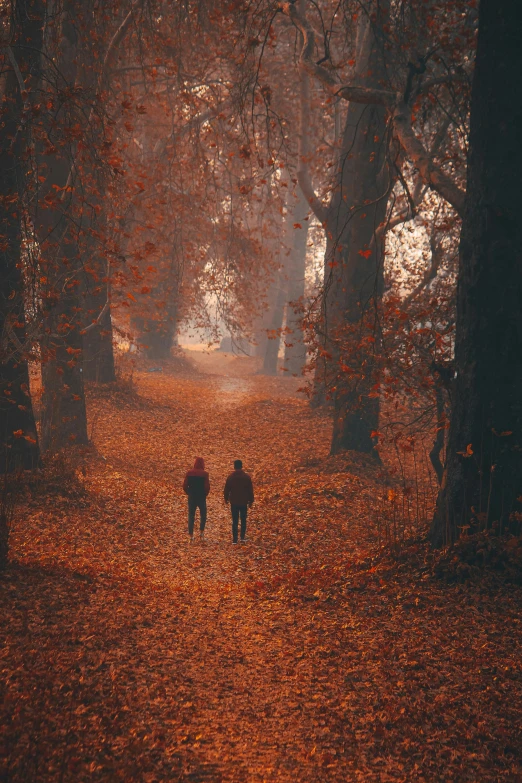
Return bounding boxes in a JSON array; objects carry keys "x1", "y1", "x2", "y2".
[{"x1": 1, "y1": 351, "x2": 521, "y2": 782}]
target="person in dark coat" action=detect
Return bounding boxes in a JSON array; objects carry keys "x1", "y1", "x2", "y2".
[
  {"x1": 183, "y1": 456, "x2": 210, "y2": 542},
  {"x1": 224, "y1": 459, "x2": 254, "y2": 544}
]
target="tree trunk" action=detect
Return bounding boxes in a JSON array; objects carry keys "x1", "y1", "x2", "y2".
[
  {"x1": 81, "y1": 219, "x2": 115, "y2": 384},
  {"x1": 431, "y1": 0, "x2": 522, "y2": 545},
  {"x1": 133, "y1": 316, "x2": 177, "y2": 361},
  {"x1": 40, "y1": 288, "x2": 88, "y2": 451},
  {"x1": 253, "y1": 322, "x2": 268, "y2": 358},
  {"x1": 0, "y1": 0, "x2": 44, "y2": 472},
  {"x1": 262, "y1": 193, "x2": 290, "y2": 375},
  {"x1": 325, "y1": 9, "x2": 390, "y2": 456},
  {"x1": 38, "y1": 5, "x2": 89, "y2": 451},
  {"x1": 80, "y1": 191, "x2": 115, "y2": 384},
  {"x1": 262, "y1": 269, "x2": 286, "y2": 375},
  {"x1": 132, "y1": 257, "x2": 180, "y2": 361},
  {"x1": 283, "y1": 187, "x2": 309, "y2": 375},
  {"x1": 82, "y1": 294, "x2": 116, "y2": 383}
]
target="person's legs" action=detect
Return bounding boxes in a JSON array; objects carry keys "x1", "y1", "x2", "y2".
[
  {"x1": 188, "y1": 497, "x2": 196, "y2": 537},
  {"x1": 240, "y1": 505, "x2": 248, "y2": 541},
  {"x1": 231, "y1": 505, "x2": 240, "y2": 543},
  {"x1": 199, "y1": 498, "x2": 207, "y2": 533}
]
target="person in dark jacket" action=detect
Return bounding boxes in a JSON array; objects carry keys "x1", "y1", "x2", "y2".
[
  {"x1": 183, "y1": 457, "x2": 210, "y2": 542},
  {"x1": 224, "y1": 459, "x2": 254, "y2": 544}
]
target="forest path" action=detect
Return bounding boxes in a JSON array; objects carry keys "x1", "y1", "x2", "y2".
[
  {"x1": 3, "y1": 350, "x2": 522, "y2": 783},
  {"x1": 81, "y1": 350, "x2": 357, "y2": 782}
]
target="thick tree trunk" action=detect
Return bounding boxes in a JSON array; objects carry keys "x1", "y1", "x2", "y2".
[
  {"x1": 82, "y1": 224, "x2": 115, "y2": 384},
  {"x1": 429, "y1": 382, "x2": 446, "y2": 486},
  {"x1": 283, "y1": 187, "x2": 309, "y2": 375},
  {"x1": 40, "y1": 290, "x2": 88, "y2": 451},
  {"x1": 0, "y1": 0, "x2": 44, "y2": 472},
  {"x1": 132, "y1": 245, "x2": 181, "y2": 362},
  {"x1": 39, "y1": 251, "x2": 89, "y2": 452},
  {"x1": 38, "y1": 6, "x2": 89, "y2": 451},
  {"x1": 324, "y1": 10, "x2": 389, "y2": 456},
  {"x1": 431, "y1": 0, "x2": 522, "y2": 545},
  {"x1": 81, "y1": 195, "x2": 115, "y2": 384},
  {"x1": 82, "y1": 295, "x2": 116, "y2": 383},
  {"x1": 262, "y1": 194, "x2": 291, "y2": 375},
  {"x1": 134, "y1": 316, "x2": 177, "y2": 361}
]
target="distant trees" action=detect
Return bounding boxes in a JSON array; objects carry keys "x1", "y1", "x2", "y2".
[
  {"x1": 1, "y1": 0, "x2": 276, "y2": 464},
  {"x1": 109, "y1": 1, "x2": 278, "y2": 359}
]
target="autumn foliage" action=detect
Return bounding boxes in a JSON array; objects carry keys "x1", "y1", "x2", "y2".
[{"x1": 1, "y1": 0, "x2": 522, "y2": 779}]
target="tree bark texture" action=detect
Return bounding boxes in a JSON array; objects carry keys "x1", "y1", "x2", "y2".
[
  {"x1": 0, "y1": 0, "x2": 44, "y2": 472},
  {"x1": 132, "y1": 254, "x2": 181, "y2": 361},
  {"x1": 82, "y1": 295, "x2": 116, "y2": 383},
  {"x1": 38, "y1": 5, "x2": 89, "y2": 451},
  {"x1": 323, "y1": 8, "x2": 390, "y2": 456},
  {"x1": 262, "y1": 193, "x2": 291, "y2": 375},
  {"x1": 133, "y1": 314, "x2": 178, "y2": 361},
  {"x1": 80, "y1": 185, "x2": 115, "y2": 384},
  {"x1": 431, "y1": 0, "x2": 522, "y2": 545},
  {"x1": 262, "y1": 268, "x2": 286, "y2": 375},
  {"x1": 283, "y1": 187, "x2": 309, "y2": 375}
]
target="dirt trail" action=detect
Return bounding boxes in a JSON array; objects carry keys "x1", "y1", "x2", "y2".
[{"x1": 2, "y1": 351, "x2": 521, "y2": 783}]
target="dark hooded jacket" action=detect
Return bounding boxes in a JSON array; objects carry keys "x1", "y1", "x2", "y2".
[
  {"x1": 183, "y1": 457, "x2": 210, "y2": 499},
  {"x1": 224, "y1": 469, "x2": 254, "y2": 506}
]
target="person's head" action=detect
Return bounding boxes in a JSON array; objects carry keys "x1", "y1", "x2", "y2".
[
  {"x1": 194, "y1": 456, "x2": 205, "y2": 469},
  {"x1": 234, "y1": 459, "x2": 243, "y2": 470}
]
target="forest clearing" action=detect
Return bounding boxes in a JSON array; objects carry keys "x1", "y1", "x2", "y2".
[{"x1": 1, "y1": 350, "x2": 521, "y2": 782}]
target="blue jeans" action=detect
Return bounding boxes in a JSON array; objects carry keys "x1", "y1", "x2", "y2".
[{"x1": 231, "y1": 505, "x2": 248, "y2": 542}]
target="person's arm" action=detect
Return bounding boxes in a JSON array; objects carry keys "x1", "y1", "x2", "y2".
[
  {"x1": 224, "y1": 476, "x2": 230, "y2": 503},
  {"x1": 248, "y1": 476, "x2": 254, "y2": 506},
  {"x1": 205, "y1": 473, "x2": 210, "y2": 496}
]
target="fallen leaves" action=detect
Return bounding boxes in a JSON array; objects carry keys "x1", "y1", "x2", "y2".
[{"x1": 0, "y1": 351, "x2": 521, "y2": 782}]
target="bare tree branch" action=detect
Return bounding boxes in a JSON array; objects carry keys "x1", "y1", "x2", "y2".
[
  {"x1": 60, "y1": 0, "x2": 142, "y2": 200},
  {"x1": 392, "y1": 102, "x2": 465, "y2": 214},
  {"x1": 280, "y1": 2, "x2": 394, "y2": 106},
  {"x1": 420, "y1": 71, "x2": 471, "y2": 94},
  {"x1": 279, "y1": 2, "x2": 467, "y2": 217},
  {"x1": 81, "y1": 299, "x2": 110, "y2": 334},
  {"x1": 295, "y1": 19, "x2": 328, "y2": 225}
]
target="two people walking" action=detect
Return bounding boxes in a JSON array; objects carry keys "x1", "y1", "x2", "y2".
[{"x1": 183, "y1": 458, "x2": 254, "y2": 544}]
